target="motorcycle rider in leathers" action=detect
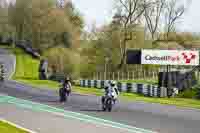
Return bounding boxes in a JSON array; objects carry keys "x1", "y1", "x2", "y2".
[{"x1": 101, "y1": 81, "x2": 120, "y2": 105}]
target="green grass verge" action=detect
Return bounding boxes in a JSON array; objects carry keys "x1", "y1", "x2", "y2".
[
  {"x1": 12, "y1": 48, "x2": 39, "y2": 80},
  {"x1": 0, "y1": 120, "x2": 29, "y2": 133},
  {"x1": 119, "y1": 79, "x2": 157, "y2": 84},
  {"x1": 18, "y1": 79, "x2": 200, "y2": 110}
]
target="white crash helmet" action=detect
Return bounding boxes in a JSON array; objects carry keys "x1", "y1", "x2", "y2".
[{"x1": 110, "y1": 81, "x2": 117, "y2": 86}]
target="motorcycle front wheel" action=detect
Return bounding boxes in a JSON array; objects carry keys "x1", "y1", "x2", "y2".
[{"x1": 106, "y1": 98, "x2": 113, "y2": 112}]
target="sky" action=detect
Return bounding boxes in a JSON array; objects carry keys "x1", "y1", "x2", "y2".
[
  {"x1": 72, "y1": 0, "x2": 113, "y2": 31},
  {"x1": 72, "y1": 0, "x2": 200, "y2": 32},
  {"x1": 6, "y1": 0, "x2": 200, "y2": 32}
]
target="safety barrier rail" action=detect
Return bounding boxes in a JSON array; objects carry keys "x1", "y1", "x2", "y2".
[{"x1": 79, "y1": 80, "x2": 170, "y2": 98}]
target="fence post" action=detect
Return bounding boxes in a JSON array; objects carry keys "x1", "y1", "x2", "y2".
[
  {"x1": 195, "y1": 71, "x2": 198, "y2": 81},
  {"x1": 99, "y1": 72, "x2": 101, "y2": 80},
  {"x1": 143, "y1": 70, "x2": 145, "y2": 80},
  {"x1": 152, "y1": 71, "x2": 155, "y2": 80},
  {"x1": 138, "y1": 70, "x2": 140, "y2": 80},
  {"x1": 118, "y1": 71, "x2": 120, "y2": 81},
  {"x1": 156, "y1": 71, "x2": 158, "y2": 80}
]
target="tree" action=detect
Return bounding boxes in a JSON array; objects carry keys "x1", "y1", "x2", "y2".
[
  {"x1": 0, "y1": 1, "x2": 16, "y2": 39},
  {"x1": 8, "y1": 0, "x2": 32, "y2": 40},
  {"x1": 113, "y1": 0, "x2": 149, "y2": 69},
  {"x1": 144, "y1": 0, "x2": 165, "y2": 44},
  {"x1": 5, "y1": 0, "x2": 83, "y2": 52},
  {"x1": 164, "y1": 0, "x2": 185, "y2": 41},
  {"x1": 44, "y1": 48, "x2": 80, "y2": 79},
  {"x1": 0, "y1": 1, "x2": 8, "y2": 36}
]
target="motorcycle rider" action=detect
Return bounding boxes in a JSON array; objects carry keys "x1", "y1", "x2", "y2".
[
  {"x1": 101, "y1": 81, "x2": 120, "y2": 105},
  {"x1": 59, "y1": 77, "x2": 72, "y2": 103}
]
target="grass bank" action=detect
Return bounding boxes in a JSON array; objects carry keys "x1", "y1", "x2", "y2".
[
  {"x1": 0, "y1": 120, "x2": 29, "y2": 133},
  {"x1": 120, "y1": 79, "x2": 157, "y2": 84},
  {"x1": 12, "y1": 48, "x2": 39, "y2": 80}
]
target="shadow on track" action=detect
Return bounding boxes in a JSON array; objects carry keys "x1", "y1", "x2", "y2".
[{"x1": 80, "y1": 109, "x2": 103, "y2": 112}]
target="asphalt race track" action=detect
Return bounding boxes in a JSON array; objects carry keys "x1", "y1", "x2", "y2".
[
  {"x1": 1, "y1": 80, "x2": 200, "y2": 133},
  {"x1": 1, "y1": 48, "x2": 200, "y2": 133},
  {"x1": 0, "y1": 48, "x2": 16, "y2": 79},
  {"x1": 0, "y1": 103, "x2": 132, "y2": 133}
]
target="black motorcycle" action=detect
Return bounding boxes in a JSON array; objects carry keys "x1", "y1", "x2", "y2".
[
  {"x1": 59, "y1": 85, "x2": 71, "y2": 103},
  {"x1": 102, "y1": 91, "x2": 115, "y2": 112}
]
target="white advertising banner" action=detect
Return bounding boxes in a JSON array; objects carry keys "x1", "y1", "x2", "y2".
[{"x1": 141, "y1": 50, "x2": 199, "y2": 66}]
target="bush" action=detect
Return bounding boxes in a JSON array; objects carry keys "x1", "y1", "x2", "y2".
[
  {"x1": 44, "y1": 48, "x2": 80, "y2": 79},
  {"x1": 178, "y1": 89, "x2": 197, "y2": 98},
  {"x1": 178, "y1": 84, "x2": 200, "y2": 99},
  {"x1": 196, "y1": 87, "x2": 200, "y2": 99}
]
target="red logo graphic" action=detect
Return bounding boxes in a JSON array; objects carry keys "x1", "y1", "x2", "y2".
[{"x1": 182, "y1": 52, "x2": 196, "y2": 63}]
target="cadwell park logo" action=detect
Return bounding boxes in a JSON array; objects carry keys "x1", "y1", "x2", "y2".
[
  {"x1": 144, "y1": 52, "x2": 197, "y2": 64},
  {"x1": 182, "y1": 52, "x2": 196, "y2": 64}
]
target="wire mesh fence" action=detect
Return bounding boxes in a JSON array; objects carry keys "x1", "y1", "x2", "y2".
[
  {"x1": 80, "y1": 67, "x2": 200, "y2": 82},
  {"x1": 80, "y1": 70, "x2": 159, "y2": 81}
]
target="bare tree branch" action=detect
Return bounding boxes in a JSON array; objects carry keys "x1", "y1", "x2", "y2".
[
  {"x1": 119, "y1": 0, "x2": 129, "y2": 12},
  {"x1": 144, "y1": 0, "x2": 166, "y2": 41},
  {"x1": 113, "y1": 0, "x2": 146, "y2": 69},
  {"x1": 165, "y1": 0, "x2": 185, "y2": 41}
]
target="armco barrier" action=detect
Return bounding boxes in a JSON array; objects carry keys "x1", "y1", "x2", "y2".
[
  {"x1": 97, "y1": 80, "x2": 101, "y2": 88},
  {"x1": 88, "y1": 80, "x2": 91, "y2": 88},
  {"x1": 80, "y1": 80, "x2": 168, "y2": 97},
  {"x1": 0, "y1": 64, "x2": 5, "y2": 81},
  {"x1": 94, "y1": 80, "x2": 97, "y2": 88}
]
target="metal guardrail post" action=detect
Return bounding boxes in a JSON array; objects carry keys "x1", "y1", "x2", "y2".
[{"x1": 0, "y1": 64, "x2": 5, "y2": 81}]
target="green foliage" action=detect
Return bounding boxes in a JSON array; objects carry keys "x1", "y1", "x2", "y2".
[
  {"x1": 178, "y1": 84, "x2": 200, "y2": 99},
  {"x1": 44, "y1": 48, "x2": 80, "y2": 79},
  {"x1": 62, "y1": 32, "x2": 71, "y2": 48},
  {"x1": 195, "y1": 85, "x2": 200, "y2": 99},
  {"x1": 120, "y1": 79, "x2": 157, "y2": 84},
  {"x1": 178, "y1": 89, "x2": 197, "y2": 99},
  {"x1": 1, "y1": 0, "x2": 84, "y2": 52}
]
